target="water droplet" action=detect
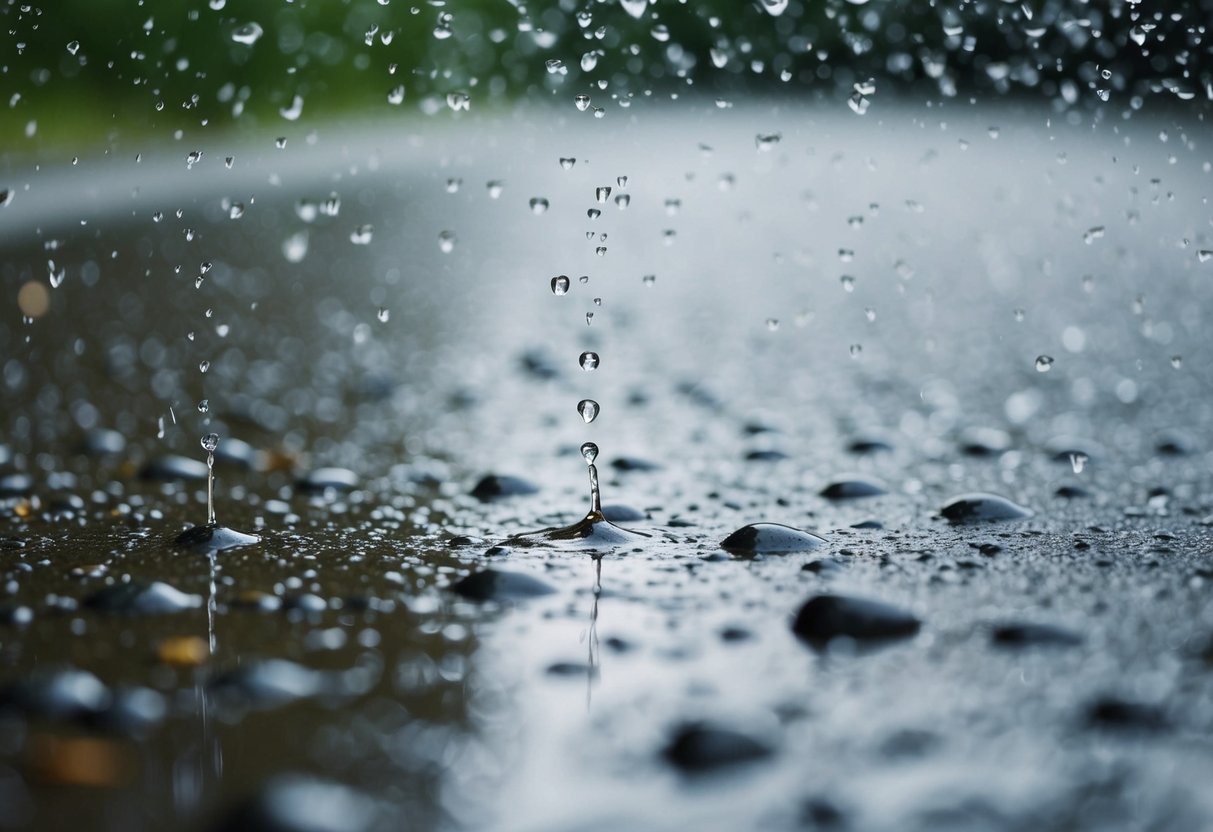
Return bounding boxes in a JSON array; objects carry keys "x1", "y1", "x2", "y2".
[
  {"x1": 1035, "y1": 355, "x2": 1055, "y2": 372},
  {"x1": 580, "y1": 442, "x2": 599, "y2": 465},
  {"x1": 1083, "y1": 226, "x2": 1105, "y2": 244},
  {"x1": 66, "y1": 40, "x2": 80, "y2": 55},
  {"x1": 438, "y1": 230, "x2": 456, "y2": 253},
  {"x1": 1068, "y1": 453, "x2": 1088, "y2": 474},
  {"x1": 849, "y1": 343, "x2": 863, "y2": 358},
  {"x1": 595, "y1": 186, "x2": 612, "y2": 203},
  {"x1": 551, "y1": 275, "x2": 570, "y2": 295},
  {"x1": 988, "y1": 126, "x2": 1001, "y2": 139},
  {"x1": 578, "y1": 399, "x2": 600, "y2": 423},
  {"x1": 587, "y1": 208, "x2": 601, "y2": 220},
  {"x1": 755, "y1": 132, "x2": 781, "y2": 151},
  {"x1": 275, "y1": 136, "x2": 287, "y2": 150},
  {"x1": 595, "y1": 246, "x2": 607, "y2": 257},
  {"x1": 529, "y1": 197, "x2": 550, "y2": 215},
  {"x1": 231, "y1": 22, "x2": 263, "y2": 45},
  {"x1": 840, "y1": 275, "x2": 855, "y2": 292},
  {"x1": 445, "y1": 178, "x2": 461, "y2": 194},
  {"x1": 574, "y1": 94, "x2": 592, "y2": 112},
  {"x1": 201, "y1": 433, "x2": 220, "y2": 453},
  {"x1": 387, "y1": 85, "x2": 405, "y2": 105},
  {"x1": 197, "y1": 399, "x2": 210, "y2": 413},
  {"x1": 839, "y1": 248, "x2": 855, "y2": 263},
  {"x1": 620, "y1": 0, "x2": 648, "y2": 19},
  {"x1": 1198, "y1": 250, "x2": 1213, "y2": 264},
  {"x1": 765, "y1": 318, "x2": 780, "y2": 331},
  {"x1": 642, "y1": 274, "x2": 656, "y2": 286},
  {"x1": 585, "y1": 312, "x2": 594, "y2": 325},
  {"x1": 614, "y1": 194, "x2": 631, "y2": 209},
  {"x1": 486, "y1": 181, "x2": 504, "y2": 199},
  {"x1": 378, "y1": 307, "x2": 390, "y2": 323},
  {"x1": 848, "y1": 92, "x2": 871, "y2": 115},
  {"x1": 350, "y1": 225, "x2": 374, "y2": 245},
  {"x1": 581, "y1": 52, "x2": 598, "y2": 72},
  {"x1": 617, "y1": 176, "x2": 628, "y2": 188},
  {"x1": 279, "y1": 94, "x2": 304, "y2": 121},
  {"x1": 1013, "y1": 308, "x2": 1026, "y2": 322},
  {"x1": 545, "y1": 59, "x2": 565, "y2": 75},
  {"x1": 1170, "y1": 355, "x2": 1182, "y2": 369},
  {"x1": 224, "y1": 157, "x2": 234, "y2": 169},
  {"x1": 578, "y1": 275, "x2": 590, "y2": 284},
  {"x1": 199, "y1": 360, "x2": 210, "y2": 374},
  {"x1": 559, "y1": 157, "x2": 576, "y2": 170},
  {"x1": 579, "y1": 351, "x2": 599, "y2": 371},
  {"x1": 446, "y1": 92, "x2": 471, "y2": 112},
  {"x1": 864, "y1": 307, "x2": 876, "y2": 322},
  {"x1": 229, "y1": 202, "x2": 244, "y2": 219}
]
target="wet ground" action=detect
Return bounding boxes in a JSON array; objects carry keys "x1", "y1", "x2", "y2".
[{"x1": 2, "y1": 100, "x2": 1213, "y2": 831}]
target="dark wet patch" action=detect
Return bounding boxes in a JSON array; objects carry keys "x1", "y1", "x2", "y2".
[
  {"x1": 721, "y1": 523, "x2": 827, "y2": 555},
  {"x1": 451, "y1": 569, "x2": 556, "y2": 601},
  {"x1": 662, "y1": 722, "x2": 773, "y2": 773},
  {"x1": 470, "y1": 474, "x2": 539, "y2": 500},
  {"x1": 940, "y1": 493, "x2": 1033, "y2": 524},
  {"x1": 792, "y1": 594, "x2": 920, "y2": 645},
  {"x1": 991, "y1": 622, "x2": 1082, "y2": 648}
]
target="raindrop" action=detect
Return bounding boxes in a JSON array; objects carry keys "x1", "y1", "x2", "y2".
[
  {"x1": 387, "y1": 85, "x2": 405, "y2": 105},
  {"x1": 1013, "y1": 308, "x2": 1026, "y2": 322},
  {"x1": 224, "y1": 157, "x2": 234, "y2": 169},
  {"x1": 529, "y1": 197, "x2": 550, "y2": 215},
  {"x1": 642, "y1": 274, "x2": 656, "y2": 286},
  {"x1": 620, "y1": 0, "x2": 647, "y2": 20},
  {"x1": 229, "y1": 202, "x2": 244, "y2": 220},
  {"x1": 279, "y1": 94, "x2": 304, "y2": 121},
  {"x1": 587, "y1": 208, "x2": 602, "y2": 220},
  {"x1": 595, "y1": 186, "x2": 612, "y2": 203},
  {"x1": 617, "y1": 176, "x2": 628, "y2": 188},
  {"x1": 755, "y1": 133, "x2": 781, "y2": 151},
  {"x1": 197, "y1": 399, "x2": 210, "y2": 413},
  {"x1": 231, "y1": 22, "x2": 263, "y2": 45},
  {"x1": 545, "y1": 59, "x2": 565, "y2": 75},
  {"x1": 758, "y1": 0, "x2": 789, "y2": 16},
  {"x1": 577, "y1": 399, "x2": 600, "y2": 423},
  {"x1": 275, "y1": 137, "x2": 287, "y2": 150},
  {"x1": 438, "y1": 230, "x2": 456, "y2": 253},
  {"x1": 377, "y1": 307, "x2": 390, "y2": 323},
  {"x1": 1170, "y1": 355, "x2": 1182, "y2": 369},
  {"x1": 201, "y1": 433, "x2": 220, "y2": 453},
  {"x1": 766, "y1": 318, "x2": 780, "y2": 331},
  {"x1": 595, "y1": 246, "x2": 607, "y2": 257},
  {"x1": 580, "y1": 442, "x2": 599, "y2": 465},
  {"x1": 445, "y1": 178, "x2": 461, "y2": 194},
  {"x1": 1069, "y1": 453, "x2": 1088, "y2": 474},
  {"x1": 486, "y1": 181, "x2": 504, "y2": 199},
  {"x1": 551, "y1": 275, "x2": 571, "y2": 295},
  {"x1": 350, "y1": 225, "x2": 374, "y2": 245},
  {"x1": 614, "y1": 194, "x2": 630, "y2": 209},
  {"x1": 66, "y1": 40, "x2": 80, "y2": 55},
  {"x1": 1083, "y1": 226, "x2": 1105, "y2": 245},
  {"x1": 849, "y1": 344, "x2": 863, "y2": 358},
  {"x1": 1197, "y1": 250, "x2": 1212, "y2": 264},
  {"x1": 574, "y1": 94, "x2": 592, "y2": 112},
  {"x1": 840, "y1": 275, "x2": 855, "y2": 292},
  {"x1": 1035, "y1": 355, "x2": 1055, "y2": 372},
  {"x1": 199, "y1": 360, "x2": 211, "y2": 374},
  {"x1": 559, "y1": 157, "x2": 576, "y2": 170},
  {"x1": 446, "y1": 92, "x2": 471, "y2": 112},
  {"x1": 580, "y1": 52, "x2": 598, "y2": 72},
  {"x1": 579, "y1": 351, "x2": 599, "y2": 371}
]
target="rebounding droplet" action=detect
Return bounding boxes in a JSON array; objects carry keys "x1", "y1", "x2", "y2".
[
  {"x1": 581, "y1": 442, "x2": 599, "y2": 465},
  {"x1": 578, "y1": 399, "x2": 600, "y2": 423},
  {"x1": 579, "y1": 351, "x2": 599, "y2": 371},
  {"x1": 201, "y1": 433, "x2": 220, "y2": 453}
]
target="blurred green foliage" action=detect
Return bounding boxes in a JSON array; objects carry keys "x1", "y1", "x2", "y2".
[{"x1": 1, "y1": 0, "x2": 1209, "y2": 144}]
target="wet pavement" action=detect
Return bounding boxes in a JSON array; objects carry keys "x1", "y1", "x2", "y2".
[{"x1": 1, "y1": 101, "x2": 1212, "y2": 831}]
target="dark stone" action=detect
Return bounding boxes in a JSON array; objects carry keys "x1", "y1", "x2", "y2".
[
  {"x1": 84, "y1": 580, "x2": 202, "y2": 615},
  {"x1": 601, "y1": 504, "x2": 646, "y2": 522},
  {"x1": 720, "y1": 626, "x2": 753, "y2": 642},
  {"x1": 0, "y1": 473, "x2": 34, "y2": 496},
  {"x1": 140, "y1": 455, "x2": 208, "y2": 482},
  {"x1": 721, "y1": 523, "x2": 827, "y2": 555},
  {"x1": 991, "y1": 622, "x2": 1082, "y2": 648},
  {"x1": 662, "y1": 723, "x2": 773, "y2": 773},
  {"x1": 209, "y1": 660, "x2": 326, "y2": 710},
  {"x1": 296, "y1": 467, "x2": 359, "y2": 493},
  {"x1": 610, "y1": 456, "x2": 662, "y2": 472},
  {"x1": 283, "y1": 594, "x2": 328, "y2": 613},
  {"x1": 546, "y1": 661, "x2": 597, "y2": 677},
  {"x1": 846, "y1": 434, "x2": 893, "y2": 454},
  {"x1": 78, "y1": 428, "x2": 126, "y2": 456},
  {"x1": 792, "y1": 594, "x2": 920, "y2": 644},
  {"x1": 1155, "y1": 431, "x2": 1196, "y2": 456},
  {"x1": 1086, "y1": 697, "x2": 1169, "y2": 732},
  {"x1": 213, "y1": 775, "x2": 378, "y2": 832},
  {"x1": 850, "y1": 519, "x2": 884, "y2": 529},
  {"x1": 452, "y1": 569, "x2": 556, "y2": 602},
  {"x1": 175, "y1": 524, "x2": 261, "y2": 553},
  {"x1": 1055, "y1": 484, "x2": 1090, "y2": 499},
  {"x1": 0, "y1": 668, "x2": 110, "y2": 720},
  {"x1": 470, "y1": 474, "x2": 539, "y2": 500},
  {"x1": 820, "y1": 477, "x2": 888, "y2": 500},
  {"x1": 484, "y1": 545, "x2": 511, "y2": 557},
  {"x1": 958, "y1": 427, "x2": 1012, "y2": 456},
  {"x1": 802, "y1": 558, "x2": 846, "y2": 575},
  {"x1": 940, "y1": 493, "x2": 1033, "y2": 524},
  {"x1": 745, "y1": 449, "x2": 788, "y2": 462},
  {"x1": 215, "y1": 437, "x2": 257, "y2": 468}
]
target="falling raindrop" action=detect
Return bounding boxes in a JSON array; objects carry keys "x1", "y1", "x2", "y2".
[
  {"x1": 574, "y1": 94, "x2": 592, "y2": 112},
  {"x1": 614, "y1": 194, "x2": 631, "y2": 209},
  {"x1": 849, "y1": 344, "x2": 863, "y2": 358},
  {"x1": 642, "y1": 274, "x2": 656, "y2": 287},
  {"x1": 580, "y1": 442, "x2": 599, "y2": 465},
  {"x1": 840, "y1": 275, "x2": 855, "y2": 292},
  {"x1": 579, "y1": 351, "x2": 600, "y2": 371},
  {"x1": 350, "y1": 225, "x2": 374, "y2": 245},
  {"x1": 559, "y1": 157, "x2": 576, "y2": 170},
  {"x1": 1069, "y1": 453, "x2": 1088, "y2": 474},
  {"x1": 1035, "y1": 355, "x2": 1055, "y2": 372},
  {"x1": 438, "y1": 230, "x2": 456, "y2": 253},
  {"x1": 620, "y1": 0, "x2": 647, "y2": 20},
  {"x1": 199, "y1": 360, "x2": 210, "y2": 374},
  {"x1": 197, "y1": 399, "x2": 210, "y2": 413},
  {"x1": 486, "y1": 181, "x2": 504, "y2": 199},
  {"x1": 1013, "y1": 308, "x2": 1026, "y2": 322},
  {"x1": 578, "y1": 399, "x2": 600, "y2": 423},
  {"x1": 529, "y1": 197, "x2": 550, "y2": 215},
  {"x1": 551, "y1": 275, "x2": 571, "y2": 295},
  {"x1": 378, "y1": 307, "x2": 390, "y2": 323},
  {"x1": 231, "y1": 22, "x2": 263, "y2": 45},
  {"x1": 1170, "y1": 355, "x2": 1182, "y2": 369},
  {"x1": 766, "y1": 318, "x2": 780, "y2": 331},
  {"x1": 595, "y1": 186, "x2": 612, "y2": 203}
]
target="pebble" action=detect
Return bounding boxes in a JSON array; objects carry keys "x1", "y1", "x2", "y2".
[
  {"x1": 175, "y1": 524, "x2": 261, "y2": 552},
  {"x1": 84, "y1": 580, "x2": 203, "y2": 615},
  {"x1": 1055, "y1": 484, "x2": 1090, "y2": 499},
  {"x1": 610, "y1": 456, "x2": 662, "y2": 472},
  {"x1": 213, "y1": 775, "x2": 378, "y2": 832},
  {"x1": 546, "y1": 661, "x2": 597, "y2": 677},
  {"x1": 940, "y1": 493, "x2": 1033, "y2": 524},
  {"x1": 1085, "y1": 697, "x2": 1169, "y2": 732},
  {"x1": 991, "y1": 622, "x2": 1082, "y2": 647},
  {"x1": 958, "y1": 427, "x2": 1012, "y2": 456},
  {"x1": 0, "y1": 473, "x2": 34, "y2": 496},
  {"x1": 452, "y1": 569, "x2": 556, "y2": 601},
  {"x1": 0, "y1": 604, "x2": 34, "y2": 626},
  {"x1": 0, "y1": 668, "x2": 110, "y2": 720},
  {"x1": 215, "y1": 437, "x2": 257, "y2": 468},
  {"x1": 470, "y1": 474, "x2": 539, "y2": 500},
  {"x1": 78, "y1": 428, "x2": 126, "y2": 456},
  {"x1": 744, "y1": 449, "x2": 788, "y2": 462},
  {"x1": 210, "y1": 659, "x2": 326, "y2": 710},
  {"x1": 296, "y1": 467, "x2": 359, "y2": 493},
  {"x1": 792, "y1": 594, "x2": 920, "y2": 644},
  {"x1": 721, "y1": 523, "x2": 826, "y2": 555},
  {"x1": 601, "y1": 504, "x2": 646, "y2": 522},
  {"x1": 662, "y1": 722, "x2": 773, "y2": 773},
  {"x1": 819, "y1": 477, "x2": 888, "y2": 500},
  {"x1": 140, "y1": 455, "x2": 209, "y2": 482},
  {"x1": 846, "y1": 434, "x2": 894, "y2": 454}
]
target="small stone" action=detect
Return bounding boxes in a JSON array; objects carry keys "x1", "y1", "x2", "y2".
[
  {"x1": 470, "y1": 474, "x2": 539, "y2": 501},
  {"x1": 940, "y1": 493, "x2": 1033, "y2": 524},
  {"x1": 1055, "y1": 484, "x2": 1090, "y2": 499},
  {"x1": 802, "y1": 558, "x2": 846, "y2": 575},
  {"x1": 819, "y1": 477, "x2": 888, "y2": 500},
  {"x1": 452, "y1": 569, "x2": 556, "y2": 601},
  {"x1": 140, "y1": 455, "x2": 208, "y2": 482},
  {"x1": 792, "y1": 594, "x2": 920, "y2": 644},
  {"x1": 850, "y1": 519, "x2": 884, "y2": 529},
  {"x1": 546, "y1": 661, "x2": 597, "y2": 677},
  {"x1": 0, "y1": 473, "x2": 34, "y2": 496},
  {"x1": 662, "y1": 723, "x2": 773, "y2": 773},
  {"x1": 846, "y1": 434, "x2": 893, "y2": 454},
  {"x1": 0, "y1": 669, "x2": 110, "y2": 720},
  {"x1": 296, "y1": 467, "x2": 359, "y2": 493},
  {"x1": 957, "y1": 427, "x2": 1012, "y2": 456},
  {"x1": 991, "y1": 622, "x2": 1082, "y2": 648},
  {"x1": 209, "y1": 660, "x2": 326, "y2": 710},
  {"x1": 1085, "y1": 697, "x2": 1169, "y2": 732},
  {"x1": 1154, "y1": 430, "x2": 1196, "y2": 456},
  {"x1": 84, "y1": 580, "x2": 203, "y2": 615},
  {"x1": 744, "y1": 449, "x2": 788, "y2": 462},
  {"x1": 601, "y1": 504, "x2": 646, "y2": 522},
  {"x1": 175, "y1": 524, "x2": 261, "y2": 553},
  {"x1": 78, "y1": 428, "x2": 126, "y2": 456},
  {"x1": 610, "y1": 456, "x2": 662, "y2": 472},
  {"x1": 213, "y1": 775, "x2": 379, "y2": 832},
  {"x1": 215, "y1": 437, "x2": 257, "y2": 468},
  {"x1": 721, "y1": 523, "x2": 826, "y2": 556}
]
